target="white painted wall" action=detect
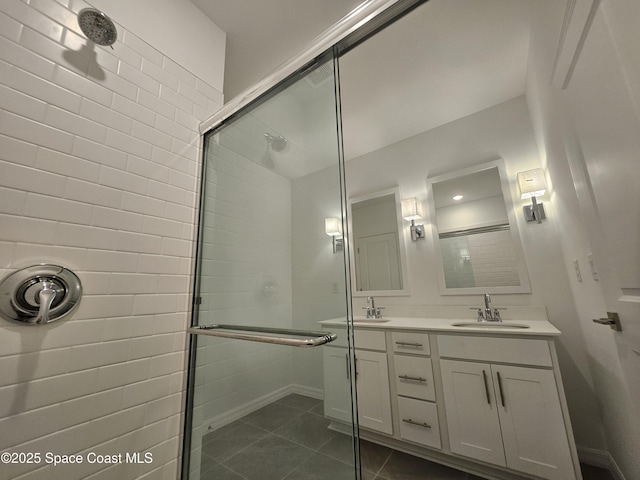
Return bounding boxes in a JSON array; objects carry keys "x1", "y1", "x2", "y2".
[
  {"x1": 291, "y1": 166, "x2": 347, "y2": 392},
  {"x1": 342, "y1": 96, "x2": 606, "y2": 452},
  {"x1": 0, "y1": 1, "x2": 224, "y2": 478}
]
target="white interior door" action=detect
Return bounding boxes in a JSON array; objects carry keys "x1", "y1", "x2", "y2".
[
  {"x1": 558, "y1": 0, "x2": 640, "y2": 425},
  {"x1": 356, "y1": 233, "x2": 402, "y2": 291}
]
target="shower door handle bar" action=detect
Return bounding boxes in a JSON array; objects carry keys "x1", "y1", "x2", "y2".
[{"x1": 188, "y1": 324, "x2": 337, "y2": 347}]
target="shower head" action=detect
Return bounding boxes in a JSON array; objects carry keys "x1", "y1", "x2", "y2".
[
  {"x1": 77, "y1": 8, "x2": 118, "y2": 47},
  {"x1": 264, "y1": 133, "x2": 288, "y2": 152}
]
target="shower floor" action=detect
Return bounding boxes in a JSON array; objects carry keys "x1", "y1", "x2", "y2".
[{"x1": 199, "y1": 394, "x2": 614, "y2": 480}]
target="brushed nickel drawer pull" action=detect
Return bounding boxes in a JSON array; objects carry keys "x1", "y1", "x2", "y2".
[
  {"x1": 402, "y1": 418, "x2": 431, "y2": 429},
  {"x1": 395, "y1": 341, "x2": 423, "y2": 347},
  {"x1": 482, "y1": 369, "x2": 490, "y2": 404},
  {"x1": 398, "y1": 374, "x2": 427, "y2": 382},
  {"x1": 497, "y1": 371, "x2": 506, "y2": 407}
]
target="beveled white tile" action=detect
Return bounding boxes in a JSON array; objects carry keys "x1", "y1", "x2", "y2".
[
  {"x1": 68, "y1": 339, "x2": 130, "y2": 371},
  {"x1": 35, "y1": 147, "x2": 101, "y2": 183},
  {"x1": 24, "y1": 192, "x2": 94, "y2": 224},
  {"x1": 121, "y1": 191, "x2": 165, "y2": 217},
  {"x1": 102, "y1": 315, "x2": 155, "y2": 342},
  {"x1": 64, "y1": 178, "x2": 123, "y2": 209},
  {"x1": 126, "y1": 154, "x2": 170, "y2": 183},
  {"x1": 0, "y1": 33, "x2": 56, "y2": 80},
  {"x1": 99, "y1": 165, "x2": 148, "y2": 196},
  {"x1": 127, "y1": 334, "x2": 175, "y2": 362},
  {"x1": 72, "y1": 137, "x2": 127, "y2": 170},
  {"x1": 92, "y1": 205, "x2": 144, "y2": 232},
  {"x1": 84, "y1": 250, "x2": 139, "y2": 273},
  {"x1": 0, "y1": 11, "x2": 22, "y2": 42},
  {"x1": 115, "y1": 231, "x2": 163, "y2": 255},
  {"x1": 45, "y1": 105, "x2": 107, "y2": 143},
  {"x1": 0, "y1": 83, "x2": 47, "y2": 122},
  {"x1": 0, "y1": 186, "x2": 28, "y2": 215},
  {"x1": 80, "y1": 97, "x2": 133, "y2": 135},
  {"x1": 131, "y1": 120, "x2": 172, "y2": 150},
  {"x1": 105, "y1": 128, "x2": 153, "y2": 160},
  {"x1": 0, "y1": 212, "x2": 57, "y2": 243},
  {"x1": 118, "y1": 61, "x2": 160, "y2": 96},
  {"x1": 122, "y1": 376, "x2": 172, "y2": 408},
  {"x1": 2, "y1": 110, "x2": 74, "y2": 153},
  {"x1": 53, "y1": 65, "x2": 112, "y2": 107},
  {"x1": 0, "y1": 134, "x2": 38, "y2": 166},
  {"x1": 54, "y1": 222, "x2": 119, "y2": 250},
  {"x1": 112, "y1": 93, "x2": 156, "y2": 127}
]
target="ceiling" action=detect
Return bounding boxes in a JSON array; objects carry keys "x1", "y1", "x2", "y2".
[
  {"x1": 193, "y1": 0, "x2": 533, "y2": 172},
  {"x1": 190, "y1": 0, "x2": 361, "y2": 100}
]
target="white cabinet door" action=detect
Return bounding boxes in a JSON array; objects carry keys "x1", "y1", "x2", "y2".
[
  {"x1": 494, "y1": 365, "x2": 575, "y2": 480},
  {"x1": 440, "y1": 359, "x2": 505, "y2": 467},
  {"x1": 323, "y1": 347, "x2": 352, "y2": 423},
  {"x1": 356, "y1": 349, "x2": 393, "y2": 435}
]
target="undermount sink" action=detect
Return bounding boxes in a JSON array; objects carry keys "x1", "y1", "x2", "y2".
[{"x1": 451, "y1": 322, "x2": 530, "y2": 329}]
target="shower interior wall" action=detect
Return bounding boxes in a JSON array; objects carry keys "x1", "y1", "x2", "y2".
[{"x1": 0, "y1": 1, "x2": 224, "y2": 479}]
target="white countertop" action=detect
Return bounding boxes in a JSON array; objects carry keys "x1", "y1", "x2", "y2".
[{"x1": 318, "y1": 316, "x2": 561, "y2": 337}]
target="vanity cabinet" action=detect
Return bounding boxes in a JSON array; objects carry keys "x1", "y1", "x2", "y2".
[
  {"x1": 320, "y1": 319, "x2": 581, "y2": 480},
  {"x1": 392, "y1": 331, "x2": 441, "y2": 449},
  {"x1": 323, "y1": 329, "x2": 393, "y2": 435},
  {"x1": 439, "y1": 336, "x2": 577, "y2": 480}
]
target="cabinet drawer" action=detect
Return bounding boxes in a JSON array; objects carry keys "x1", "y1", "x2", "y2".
[
  {"x1": 356, "y1": 329, "x2": 386, "y2": 351},
  {"x1": 437, "y1": 335, "x2": 552, "y2": 367},
  {"x1": 397, "y1": 396, "x2": 441, "y2": 449},
  {"x1": 394, "y1": 355, "x2": 435, "y2": 401},
  {"x1": 392, "y1": 332, "x2": 430, "y2": 355}
]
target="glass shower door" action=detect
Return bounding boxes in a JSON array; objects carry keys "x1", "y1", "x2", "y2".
[{"x1": 183, "y1": 55, "x2": 358, "y2": 480}]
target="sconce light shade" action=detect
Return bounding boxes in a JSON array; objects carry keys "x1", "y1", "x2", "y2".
[
  {"x1": 401, "y1": 198, "x2": 425, "y2": 241},
  {"x1": 401, "y1": 197, "x2": 423, "y2": 221},
  {"x1": 324, "y1": 217, "x2": 342, "y2": 236},
  {"x1": 517, "y1": 168, "x2": 547, "y2": 224},
  {"x1": 324, "y1": 217, "x2": 343, "y2": 253},
  {"x1": 517, "y1": 168, "x2": 547, "y2": 199}
]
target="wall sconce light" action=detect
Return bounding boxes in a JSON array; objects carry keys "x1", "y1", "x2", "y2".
[
  {"x1": 401, "y1": 197, "x2": 425, "y2": 241},
  {"x1": 517, "y1": 168, "x2": 547, "y2": 224},
  {"x1": 325, "y1": 217, "x2": 343, "y2": 254}
]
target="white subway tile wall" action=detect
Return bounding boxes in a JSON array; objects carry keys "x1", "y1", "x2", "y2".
[{"x1": 0, "y1": 1, "x2": 224, "y2": 479}]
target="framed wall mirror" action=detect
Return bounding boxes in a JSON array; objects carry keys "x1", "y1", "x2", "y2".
[
  {"x1": 348, "y1": 187, "x2": 410, "y2": 297},
  {"x1": 426, "y1": 160, "x2": 531, "y2": 295}
]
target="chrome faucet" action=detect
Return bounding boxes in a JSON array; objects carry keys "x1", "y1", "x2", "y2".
[
  {"x1": 363, "y1": 296, "x2": 384, "y2": 319},
  {"x1": 484, "y1": 294, "x2": 492, "y2": 320},
  {"x1": 471, "y1": 294, "x2": 504, "y2": 322}
]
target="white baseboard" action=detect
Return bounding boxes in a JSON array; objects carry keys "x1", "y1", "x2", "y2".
[
  {"x1": 202, "y1": 383, "x2": 323, "y2": 432},
  {"x1": 577, "y1": 446, "x2": 625, "y2": 480}
]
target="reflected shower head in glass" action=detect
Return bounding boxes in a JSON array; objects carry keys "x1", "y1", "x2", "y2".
[{"x1": 264, "y1": 133, "x2": 288, "y2": 152}]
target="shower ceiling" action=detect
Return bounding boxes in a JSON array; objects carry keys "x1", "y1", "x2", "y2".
[{"x1": 197, "y1": 0, "x2": 532, "y2": 176}]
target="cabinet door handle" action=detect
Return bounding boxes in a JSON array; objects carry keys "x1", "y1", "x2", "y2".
[
  {"x1": 395, "y1": 341, "x2": 423, "y2": 347},
  {"x1": 402, "y1": 418, "x2": 431, "y2": 429},
  {"x1": 496, "y1": 371, "x2": 506, "y2": 407},
  {"x1": 398, "y1": 374, "x2": 427, "y2": 383},
  {"x1": 345, "y1": 354, "x2": 349, "y2": 380},
  {"x1": 482, "y1": 369, "x2": 490, "y2": 404}
]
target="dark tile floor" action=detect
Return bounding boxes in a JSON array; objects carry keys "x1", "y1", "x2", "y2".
[{"x1": 200, "y1": 394, "x2": 615, "y2": 480}]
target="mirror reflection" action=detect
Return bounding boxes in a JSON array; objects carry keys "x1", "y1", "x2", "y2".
[
  {"x1": 350, "y1": 190, "x2": 407, "y2": 294},
  {"x1": 427, "y1": 162, "x2": 531, "y2": 294}
]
